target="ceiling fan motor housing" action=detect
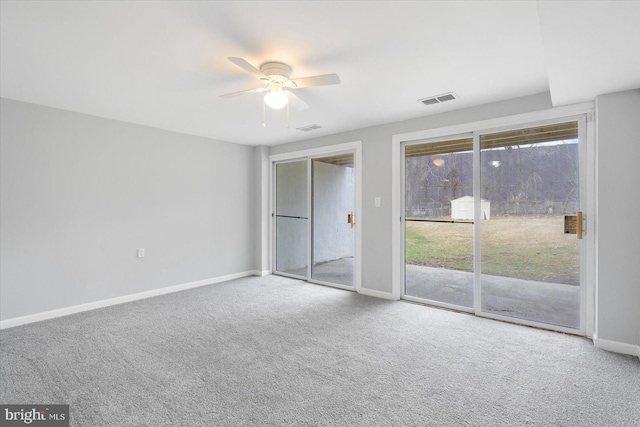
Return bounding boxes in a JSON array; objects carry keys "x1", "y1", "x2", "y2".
[{"x1": 260, "y1": 62, "x2": 292, "y2": 83}]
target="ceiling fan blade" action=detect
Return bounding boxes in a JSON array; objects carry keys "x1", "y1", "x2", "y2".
[
  {"x1": 291, "y1": 73, "x2": 340, "y2": 88},
  {"x1": 227, "y1": 57, "x2": 266, "y2": 79},
  {"x1": 219, "y1": 87, "x2": 267, "y2": 98},
  {"x1": 286, "y1": 91, "x2": 310, "y2": 110}
]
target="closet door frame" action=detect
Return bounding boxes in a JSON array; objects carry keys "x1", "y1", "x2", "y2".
[{"x1": 270, "y1": 141, "x2": 363, "y2": 293}]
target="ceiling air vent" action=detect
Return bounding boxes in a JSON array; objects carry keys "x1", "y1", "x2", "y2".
[
  {"x1": 419, "y1": 92, "x2": 458, "y2": 106},
  {"x1": 296, "y1": 124, "x2": 322, "y2": 132}
]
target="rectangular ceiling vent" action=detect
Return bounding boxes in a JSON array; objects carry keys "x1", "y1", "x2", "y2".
[
  {"x1": 296, "y1": 124, "x2": 322, "y2": 132},
  {"x1": 419, "y1": 92, "x2": 458, "y2": 106}
]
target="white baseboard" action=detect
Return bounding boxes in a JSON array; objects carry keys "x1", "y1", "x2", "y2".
[
  {"x1": 254, "y1": 269, "x2": 271, "y2": 277},
  {"x1": 593, "y1": 333, "x2": 640, "y2": 359},
  {"x1": 0, "y1": 270, "x2": 260, "y2": 330},
  {"x1": 358, "y1": 287, "x2": 398, "y2": 300}
]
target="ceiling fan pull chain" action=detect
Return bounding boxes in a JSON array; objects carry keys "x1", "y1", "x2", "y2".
[
  {"x1": 286, "y1": 103, "x2": 290, "y2": 129},
  {"x1": 262, "y1": 100, "x2": 267, "y2": 128}
]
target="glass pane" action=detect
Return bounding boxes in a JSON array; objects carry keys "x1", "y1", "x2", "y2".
[
  {"x1": 480, "y1": 122, "x2": 580, "y2": 328},
  {"x1": 312, "y1": 154, "x2": 355, "y2": 287},
  {"x1": 275, "y1": 161, "x2": 308, "y2": 276},
  {"x1": 404, "y1": 139, "x2": 474, "y2": 308},
  {"x1": 276, "y1": 216, "x2": 307, "y2": 276}
]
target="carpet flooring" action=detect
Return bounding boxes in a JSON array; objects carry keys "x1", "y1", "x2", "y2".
[{"x1": 1, "y1": 275, "x2": 639, "y2": 426}]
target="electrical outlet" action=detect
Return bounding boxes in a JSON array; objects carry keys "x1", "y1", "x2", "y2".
[{"x1": 137, "y1": 248, "x2": 145, "y2": 258}]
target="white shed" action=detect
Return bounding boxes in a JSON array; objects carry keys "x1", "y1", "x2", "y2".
[{"x1": 451, "y1": 196, "x2": 490, "y2": 220}]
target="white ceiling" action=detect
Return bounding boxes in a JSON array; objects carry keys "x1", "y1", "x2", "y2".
[{"x1": 1, "y1": 1, "x2": 639, "y2": 146}]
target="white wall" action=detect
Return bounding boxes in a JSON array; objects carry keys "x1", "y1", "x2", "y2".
[
  {"x1": 0, "y1": 98, "x2": 256, "y2": 322},
  {"x1": 595, "y1": 89, "x2": 640, "y2": 352}
]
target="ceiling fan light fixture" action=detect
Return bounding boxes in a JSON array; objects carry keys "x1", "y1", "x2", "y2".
[
  {"x1": 222, "y1": 57, "x2": 340, "y2": 113},
  {"x1": 264, "y1": 83, "x2": 288, "y2": 109},
  {"x1": 264, "y1": 91, "x2": 288, "y2": 109}
]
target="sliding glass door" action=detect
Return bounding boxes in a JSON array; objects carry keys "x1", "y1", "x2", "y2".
[
  {"x1": 275, "y1": 160, "x2": 308, "y2": 277},
  {"x1": 312, "y1": 154, "x2": 355, "y2": 287},
  {"x1": 402, "y1": 118, "x2": 585, "y2": 332},
  {"x1": 479, "y1": 122, "x2": 581, "y2": 329},
  {"x1": 404, "y1": 136, "x2": 474, "y2": 309},
  {"x1": 274, "y1": 152, "x2": 356, "y2": 289}
]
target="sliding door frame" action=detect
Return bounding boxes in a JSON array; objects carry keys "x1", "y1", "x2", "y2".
[
  {"x1": 272, "y1": 157, "x2": 311, "y2": 281},
  {"x1": 269, "y1": 141, "x2": 363, "y2": 292},
  {"x1": 473, "y1": 115, "x2": 587, "y2": 335},
  {"x1": 400, "y1": 132, "x2": 475, "y2": 313},
  {"x1": 392, "y1": 103, "x2": 595, "y2": 337}
]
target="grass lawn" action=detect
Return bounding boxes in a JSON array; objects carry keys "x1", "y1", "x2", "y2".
[{"x1": 405, "y1": 216, "x2": 580, "y2": 285}]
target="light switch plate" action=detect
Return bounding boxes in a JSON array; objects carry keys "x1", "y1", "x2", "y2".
[{"x1": 375, "y1": 197, "x2": 381, "y2": 207}]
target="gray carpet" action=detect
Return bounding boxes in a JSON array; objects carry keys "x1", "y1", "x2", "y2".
[{"x1": 1, "y1": 275, "x2": 639, "y2": 426}]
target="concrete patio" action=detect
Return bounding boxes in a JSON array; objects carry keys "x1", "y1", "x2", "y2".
[
  {"x1": 407, "y1": 265, "x2": 580, "y2": 329},
  {"x1": 279, "y1": 259, "x2": 580, "y2": 329}
]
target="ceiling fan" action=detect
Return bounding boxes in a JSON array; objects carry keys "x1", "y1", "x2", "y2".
[{"x1": 220, "y1": 57, "x2": 340, "y2": 111}]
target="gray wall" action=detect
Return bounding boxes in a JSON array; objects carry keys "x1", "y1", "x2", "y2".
[
  {"x1": 254, "y1": 145, "x2": 270, "y2": 273},
  {"x1": 0, "y1": 98, "x2": 255, "y2": 321},
  {"x1": 595, "y1": 89, "x2": 640, "y2": 348},
  {"x1": 271, "y1": 92, "x2": 554, "y2": 293}
]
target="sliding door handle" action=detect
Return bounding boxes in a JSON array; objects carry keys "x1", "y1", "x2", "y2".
[
  {"x1": 564, "y1": 211, "x2": 583, "y2": 240},
  {"x1": 347, "y1": 211, "x2": 355, "y2": 228},
  {"x1": 576, "y1": 211, "x2": 583, "y2": 240}
]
